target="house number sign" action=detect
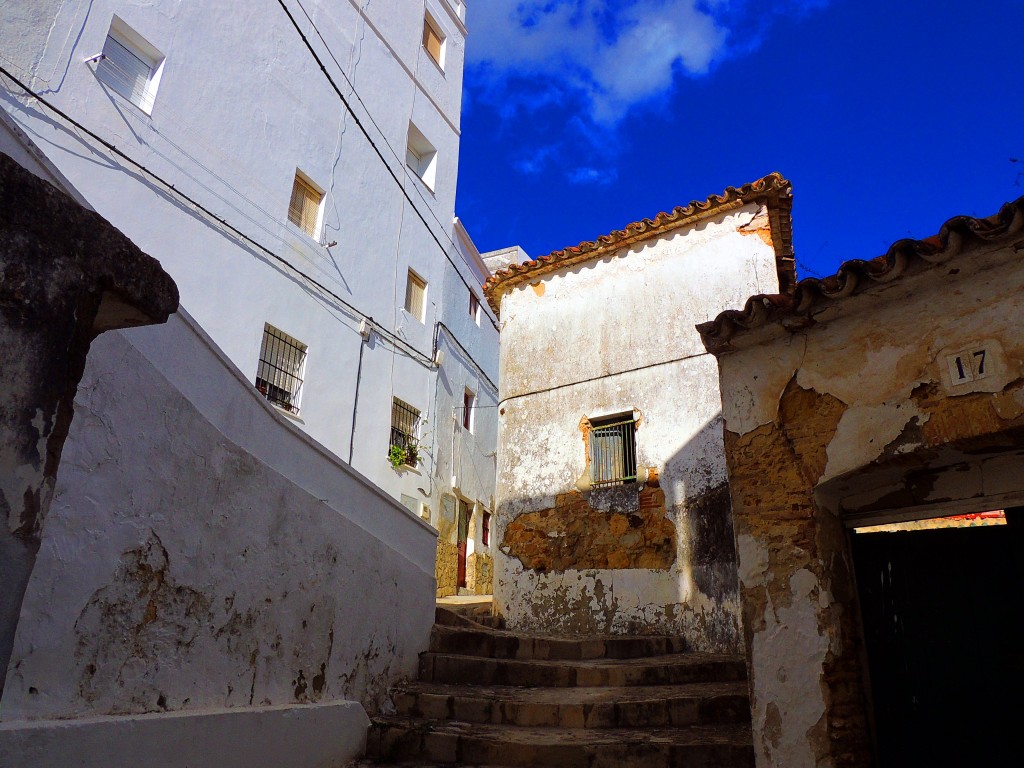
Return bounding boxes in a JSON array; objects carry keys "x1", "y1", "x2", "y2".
[{"x1": 940, "y1": 339, "x2": 1005, "y2": 394}]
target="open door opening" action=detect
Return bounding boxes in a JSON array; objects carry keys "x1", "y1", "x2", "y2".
[
  {"x1": 456, "y1": 498, "x2": 470, "y2": 590},
  {"x1": 850, "y1": 508, "x2": 1023, "y2": 766}
]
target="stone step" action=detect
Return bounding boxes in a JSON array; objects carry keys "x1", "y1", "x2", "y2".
[
  {"x1": 429, "y1": 624, "x2": 687, "y2": 661},
  {"x1": 393, "y1": 681, "x2": 751, "y2": 729},
  {"x1": 366, "y1": 718, "x2": 755, "y2": 767},
  {"x1": 419, "y1": 652, "x2": 747, "y2": 688}
]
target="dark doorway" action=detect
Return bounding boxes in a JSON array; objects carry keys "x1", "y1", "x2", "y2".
[
  {"x1": 457, "y1": 499, "x2": 470, "y2": 590},
  {"x1": 851, "y1": 514, "x2": 1022, "y2": 766}
]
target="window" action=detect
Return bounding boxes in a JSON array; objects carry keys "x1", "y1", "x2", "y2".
[
  {"x1": 390, "y1": 398, "x2": 421, "y2": 467},
  {"x1": 255, "y1": 324, "x2": 307, "y2": 414},
  {"x1": 469, "y1": 291, "x2": 480, "y2": 324},
  {"x1": 95, "y1": 17, "x2": 164, "y2": 114},
  {"x1": 404, "y1": 269, "x2": 427, "y2": 322},
  {"x1": 482, "y1": 511, "x2": 491, "y2": 546},
  {"x1": 422, "y1": 15, "x2": 445, "y2": 69},
  {"x1": 589, "y1": 414, "x2": 637, "y2": 487},
  {"x1": 406, "y1": 123, "x2": 437, "y2": 191},
  {"x1": 462, "y1": 389, "x2": 475, "y2": 432},
  {"x1": 287, "y1": 172, "x2": 324, "y2": 239}
]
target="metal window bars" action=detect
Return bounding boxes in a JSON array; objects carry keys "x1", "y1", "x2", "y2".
[
  {"x1": 255, "y1": 325, "x2": 307, "y2": 414},
  {"x1": 589, "y1": 417, "x2": 637, "y2": 487},
  {"x1": 390, "y1": 398, "x2": 421, "y2": 466}
]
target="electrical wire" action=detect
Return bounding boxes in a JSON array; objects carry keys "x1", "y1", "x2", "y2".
[
  {"x1": 275, "y1": 0, "x2": 500, "y2": 333},
  {"x1": 0, "y1": 64, "x2": 434, "y2": 368}
]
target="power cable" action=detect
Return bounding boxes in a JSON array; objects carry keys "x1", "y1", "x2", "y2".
[
  {"x1": 0, "y1": 65, "x2": 433, "y2": 368},
  {"x1": 275, "y1": 0, "x2": 500, "y2": 333}
]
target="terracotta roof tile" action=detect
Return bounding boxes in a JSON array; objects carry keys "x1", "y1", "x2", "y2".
[
  {"x1": 697, "y1": 195, "x2": 1024, "y2": 354},
  {"x1": 483, "y1": 173, "x2": 795, "y2": 316}
]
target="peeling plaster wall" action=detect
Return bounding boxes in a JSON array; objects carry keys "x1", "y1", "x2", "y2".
[
  {"x1": 1, "y1": 311, "x2": 436, "y2": 723},
  {"x1": 494, "y1": 205, "x2": 780, "y2": 646},
  {"x1": 714, "y1": 241, "x2": 1024, "y2": 767}
]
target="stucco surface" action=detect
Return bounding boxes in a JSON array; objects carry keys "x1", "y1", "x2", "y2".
[
  {"x1": 713, "y1": 239, "x2": 1024, "y2": 766},
  {"x1": 1, "y1": 314, "x2": 435, "y2": 721},
  {"x1": 494, "y1": 206, "x2": 781, "y2": 646}
]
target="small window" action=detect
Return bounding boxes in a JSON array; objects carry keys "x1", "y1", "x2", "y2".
[
  {"x1": 404, "y1": 269, "x2": 427, "y2": 322},
  {"x1": 287, "y1": 172, "x2": 324, "y2": 239},
  {"x1": 406, "y1": 123, "x2": 438, "y2": 191},
  {"x1": 481, "y1": 511, "x2": 491, "y2": 546},
  {"x1": 95, "y1": 18, "x2": 164, "y2": 114},
  {"x1": 390, "y1": 398, "x2": 421, "y2": 467},
  {"x1": 462, "y1": 389, "x2": 475, "y2": 432},
  {"x1": 422, "y1": 15, "x2": 445, "y2": 69},
  {"x1": 469, "y1": 291, "x2": 480, "y2": 324},
  {"x1": 255, "y1": 324, "x2": 307, "y2": 414},
  {"x1": 589, "y1": 414, "x2": 637, "y2": 487}
]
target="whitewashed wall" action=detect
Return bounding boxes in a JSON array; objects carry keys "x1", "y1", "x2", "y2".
[
  {"x1": 494, "y1": 204, "x2": 781, "y2": 647},
  {"x1": 0, "y1": 311, "x2": 436, "y2": 763},
  {"x1": 0, "y1": 0, "x2": 469, "y2": 506}
]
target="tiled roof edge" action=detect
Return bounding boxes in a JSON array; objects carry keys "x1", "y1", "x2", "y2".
[
  {"x1": 483, "y1": 172, "x2": 794, "y2": 317},
  {"x1": 698, "y1": 195, "x2": 1024, "y2": 355}
]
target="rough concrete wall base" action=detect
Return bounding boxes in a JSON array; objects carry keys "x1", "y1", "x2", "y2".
[
  {"x1": 436, "y1": 540, "x2": 459, "y2": 597},
  {"x1": 0, "y1": 701, "x2": 369, "y2": 768}
]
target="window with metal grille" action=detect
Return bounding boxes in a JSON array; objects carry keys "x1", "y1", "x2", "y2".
[
  {"x1": 422, "y1": 15, "x2": 445, "y2": 69},
  {"x1": 95, "y1": 19, "x2": 163, "y2": 114},
  {"x1": 404, "y1": 269, "x2": 427, "y2": 322},
  {"x1": 482, "y1": 511, "x2": 491, "y2": 546},
  {"x1": 589, "y1": 414, "x2": 637, "y2": 487},
  {"x1": 287, "y1": 172, "x2": 324, "y2": 238},
  {"x1": 254, "y1": 324, "x2": 307, "y2": 414},
  {"x1": 390, "y1": 398, "x2": 421, "y2": 466}
]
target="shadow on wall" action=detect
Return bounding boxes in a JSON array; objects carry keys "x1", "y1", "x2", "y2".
[{"x1": 495, "y1": 413, "x2": 743, "y2": 648}]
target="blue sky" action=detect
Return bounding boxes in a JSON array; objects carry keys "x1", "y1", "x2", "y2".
[{"x1": 454, "y1": 0, "x2": 1024, "y2": 280}]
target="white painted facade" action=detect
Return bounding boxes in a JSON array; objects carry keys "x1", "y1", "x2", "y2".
[
  {"x1": 490, "y1": 203, "x2": 784, "y2": 648},
  {"x1": 0, "y1": 0, "x2": 495, "y2": 522},
  {"x1": 0, "y1": 309, "x2": 437, "y2": 764}
]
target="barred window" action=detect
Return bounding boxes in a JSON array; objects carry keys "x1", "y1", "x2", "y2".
[
  {"x1": 390, "y1": 398, "x2": 421, "y2": 467},
  {"x1": 589, "y1": 414, "x2": 637, "y2": 487},
  {"x1": 255, "y1": 324, "x2": 307, "y2": 414},
  {"x1": 288, "y1": 172, "x2": 324, "y2": 238}
]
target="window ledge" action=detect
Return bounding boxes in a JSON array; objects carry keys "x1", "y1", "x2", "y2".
[{"x1": 274, "y1": 406, "x2": 305, "y2": 425}]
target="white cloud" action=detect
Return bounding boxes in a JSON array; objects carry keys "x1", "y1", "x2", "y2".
[{"x1": 466, "y1": 0, "x2": 729, "y2": 125}]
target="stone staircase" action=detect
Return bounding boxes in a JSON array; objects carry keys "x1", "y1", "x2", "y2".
[{"x1": 359, "y1": 606, "x2": 754, "y2": 767}]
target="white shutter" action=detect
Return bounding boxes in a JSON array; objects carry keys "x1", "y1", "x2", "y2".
[{"x1": 98, "y1": 35, "x2": 154, "y2": 111}]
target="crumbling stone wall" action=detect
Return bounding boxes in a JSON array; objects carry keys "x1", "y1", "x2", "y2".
[
  {"x1": 491, "y1": 204, "x2": 781, "y2": 646},
  {"x1": 703, "y1": 211, "x2": 1024, "y2": 767},
  {"x1": 435, "y1": 540, "x2": 459, "y2": 597},
  {"x1": 466, "y1": 552, "x2": 493, "y2": 595}
]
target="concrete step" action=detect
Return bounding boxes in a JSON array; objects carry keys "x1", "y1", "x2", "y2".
[
  {"x1": 393, "y1": 681, "x2": 751, "y2": 729},
  {"x1": 419, "y1": 652, "x2": 747, "y2": 688},
  {"x1": 429, "y1": 624, "x2": 687, "y2": 661},
  {"x1": 366, "y1": 719, "x2": 755, "y2": 767}
]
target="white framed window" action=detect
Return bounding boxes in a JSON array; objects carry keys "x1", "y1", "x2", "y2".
[
  {"x1": 287, "y1": 171, "x2": 325, "y2": 239},
  {"x1": 95, "y1": 17, "x2": 164, "y2": 114},
  {"x1": 462, "y1": 389, "x2": 476, "y2": 432},
  {"x1": 404, "y1": 269, "x2": 427, "y2": 322},
  {"x1": 406, "y1": 123, "x2": 437, "y2": 191},
  {"x1": 469, "y1": 290, "x2": 481, "y2": 325},
  {"x1": 255, "y1": 324, "x2": 307, "y2": 415},
  {"x1": 422, "y1": 14, "x2": 446, "y2": 70}
]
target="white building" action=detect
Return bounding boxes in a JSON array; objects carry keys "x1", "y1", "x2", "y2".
[
  {"x1": 483, "y1": 174, "x2": 796, "y2": 648},
  {"x1": 0, "y1": 0, "x2": 496, "y2": 587}
]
